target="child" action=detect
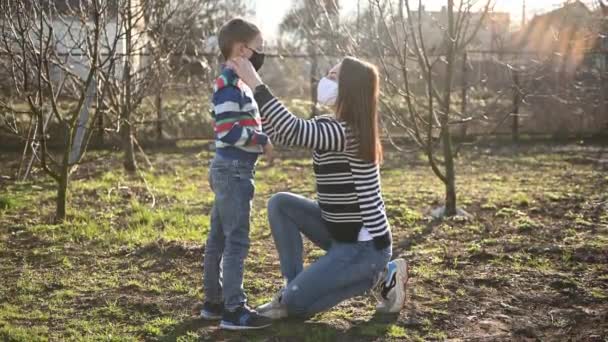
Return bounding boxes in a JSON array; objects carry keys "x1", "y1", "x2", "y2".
[{"x1": 200, "y1": 18, "x2": 272, "y2": 330}]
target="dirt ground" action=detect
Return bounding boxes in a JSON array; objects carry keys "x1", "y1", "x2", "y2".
[{"x1": 0, "y1": 143, "x2": 607, "y2": 341}]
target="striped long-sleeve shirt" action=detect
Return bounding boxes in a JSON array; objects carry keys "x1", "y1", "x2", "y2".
[
  {"x1": 254, "y1": 84, "x2": 392, "y2": 250},
  {"x1": 212, "y1": 67, "x2": 268, "y2": 162}
]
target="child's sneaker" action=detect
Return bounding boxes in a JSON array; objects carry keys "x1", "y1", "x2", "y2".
[
  {"x1": 256, "y1": 289, "x2": 288, "y2": 320},
  {"x1": 219, "y1": 305, "x2": 272, "y2": 330},
  {"x1": 199, "y1": 301, "x2": 223, "y2": 320},
  {"x1": 373, "y1": 258, "x2": 409, "y2": 313}
]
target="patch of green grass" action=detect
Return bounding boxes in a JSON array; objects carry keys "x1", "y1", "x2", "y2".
[
  {"x1": 15, "y1": 264, "x2": 45, "y2": 295},
  {"x1": 64, "y1": 319, "x2": 138, "y2": 341},
  {"x1": 510, "y1": 192, "x2": 533, "y2": 207},
  {"x1": 302, "y1": 325, "x2": 337, "y2": 342},
  {"x1": 92, "y1": 300, "x2": 128, "y2": 320},
  {"x1": 387, "y1": 325, "x2": 408, "y2": 338},
  {"x1": 516, "y1": 216, "x2": 542, "y2": 233},
  {"x1": 544, "y1": 191, "x2": 564, "y2": 201},
  {"x1": 0, "y1": 324, "x2": 48, "y2": 342},
  {"x1": 1, "y1": 147, "x2": 607, "y2": 340},
  {"x1": 495, "y1": 207, "x2": 526, "y2": 218},
  {"x1": 467, "y1": 242, "x2": 482, "y2": 254},
  {"x1": 412, "y1": 263, "x2": 442, "y2": 280},
  {"x1": 0, "y1": 303, "x2": 49, "y2": 322},
  {"x1": 481, "y1": 202, "x2": 498, "y2": 210},
  {"x1": 0, "y1": 194, "x2": 21, "y2": 210},
  {"x1": 388, "y1": 204, "x2": 424, "y2": 227},
  {"x1": 142, "y1": 316, "x2": 178, "y2": 337},
  {"x1": 50, "y1": 289, "x2": 78, "y2": 303},
  {"x1": 175, "y1": 332, "x2": 200, "y2": 342},
  {"x1": 527, "y1": 256, "x2": 554, "y2": 273},
  {"x1": 359, "y1": 323, "x2": 400, "y2": 338},
  {"x1": 359, "y1": 323, "x2": 388, "y2": 336},
  {"x1": 589, "y1": 288, "x2": 607, "y2": 300}
]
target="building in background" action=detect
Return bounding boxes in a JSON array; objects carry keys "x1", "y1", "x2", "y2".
[
  {"x1": 410, "y1": 6, "x2": 511, "y2": 54},
  {"x1": 510, "y1": 0, "x2": 600, "y2": 74}
]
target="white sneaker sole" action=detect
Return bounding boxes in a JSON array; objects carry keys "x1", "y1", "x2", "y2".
[
  {"x1": 199, "y1": 310, "x2": 222, "y2": 320},
  {"x1": 257, "y1": 308, "x2": 288, "y2": 320},
  {"x1": 219, "y1": 321, "x2": 272, "y2": 330}
]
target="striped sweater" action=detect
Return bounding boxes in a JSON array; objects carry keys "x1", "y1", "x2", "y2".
[
  {"x1": 254, "y1": 85, "x2": 392, "y2": 250},
  {"x1": 212, "y1": 67, "x2": 268, "y2": 162}
]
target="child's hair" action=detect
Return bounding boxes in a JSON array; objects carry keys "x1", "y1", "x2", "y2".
[{"x1": 218, "y1": 18, "x2": 260, "y2": 60}]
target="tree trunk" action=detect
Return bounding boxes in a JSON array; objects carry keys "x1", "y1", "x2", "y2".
[
  {"x1": 55, "y1": 170, "x2": 68, "y2": 222},
  {"x1": 96, "y1": 108, "x2": 104, "y2": 147},
  {"x1": 122, "y1": 0, "x2": 137, "y2": 172},
  {"x1": 309, "y1": 42, "x2": 318, "y2": 118},
  {"x1": 459, "y1": 52, "x2": 468, "y2": 141},
  {"x1": 306, "y1": 0, "x2": 318, "y2": 118},
  {"x1": 442, "y1": 128, "x2": 457, "y2": 216},
  {"x1": 121, "y1": 116, "x2": 137, "y2": 172},
  {"x1": 156, "y1": 85, "x2": 163, "y2": 141},
  {"x1": 442, "y1": 0, "x2": 457, "y2": 217},
  {"x1": 512, "y1": 69, "x2": 520, "y2": 144}
]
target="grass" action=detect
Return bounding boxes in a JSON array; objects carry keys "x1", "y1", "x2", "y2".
[{"x1": 0, "y1": 143, "x2": 607, "y2": 341}]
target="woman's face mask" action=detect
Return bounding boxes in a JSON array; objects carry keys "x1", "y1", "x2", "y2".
[{"x1": 317, "y1": 77, "x2": 338, "y2": 106}]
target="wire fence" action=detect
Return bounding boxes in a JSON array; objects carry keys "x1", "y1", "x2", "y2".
[{"x1": 1, "y1": 49, "x2": 607, "y2": 149}]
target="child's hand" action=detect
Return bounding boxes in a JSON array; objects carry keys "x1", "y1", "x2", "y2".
[{"x1": 264, "y1": 141, "x2": 274, "y2": 165}]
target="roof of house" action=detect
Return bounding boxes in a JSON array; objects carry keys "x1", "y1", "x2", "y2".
[{"x1": 510, "y1": 0, "x2": 599, "y2": 54}]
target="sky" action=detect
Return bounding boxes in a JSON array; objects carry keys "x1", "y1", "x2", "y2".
[{"x1": 254, "y1": 0, "x2": 598, "y2": 41}]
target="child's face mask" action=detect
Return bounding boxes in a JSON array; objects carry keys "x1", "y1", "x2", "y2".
[
  {"x1": 246, "y1": 46, "x2": 265, "y2": 71},
  {"x1": 317, "y1": 77, "x2": 338, "y2": 107}
]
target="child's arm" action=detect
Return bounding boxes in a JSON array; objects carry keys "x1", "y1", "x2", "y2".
[{"x1": 213, "y1": 86, "x2": 269, "y2": 148}]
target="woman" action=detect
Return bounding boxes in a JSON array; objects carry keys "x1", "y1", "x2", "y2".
[{"x1": 227, "y1": 56, "x2": 408, "y2": 319}]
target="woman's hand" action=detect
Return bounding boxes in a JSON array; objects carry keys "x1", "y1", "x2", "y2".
[
  {"x1": 226, "y1": 57, "x2": 263, "y2": 89},
  {"x1": 263, "y1": 141, "x2": 274, "y2": 165}
]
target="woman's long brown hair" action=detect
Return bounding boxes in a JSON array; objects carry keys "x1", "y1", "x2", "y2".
[{"x1": 336, "y1": 57, "x2": 383, "y2": 164}]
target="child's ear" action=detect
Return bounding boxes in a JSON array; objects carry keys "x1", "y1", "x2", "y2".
[{"x1": 235, "y1": 42, "x2": 247, "y2": 57}]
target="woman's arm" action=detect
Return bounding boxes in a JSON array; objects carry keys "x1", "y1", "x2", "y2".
[
  {"x1": 226, "y1": 57, "x2": 346, "y2": 152},
  {"x1": 254, "y1": 85, "x2": 346, "y2": 151}
]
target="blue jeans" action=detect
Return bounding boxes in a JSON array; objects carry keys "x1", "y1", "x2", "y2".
[
  {"x1": 203, "y1": 156, "x2": 256, "y2": 310},
  {"x1": 267, "y1": 192, "x2": 392, "y2": 318}
]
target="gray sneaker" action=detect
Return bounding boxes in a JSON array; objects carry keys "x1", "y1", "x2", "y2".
[
  {"x1": 373, "y1": 258, "x2": 408, "y2": 313},
  {"x1": 256, "y1": 289, "x2": 288, "y2": 320}
]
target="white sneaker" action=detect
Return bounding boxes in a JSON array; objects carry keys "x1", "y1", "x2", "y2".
[
  {"x1": 256, "y1": 289, "x2": 288, "y2": 320},
  {"x1": 373, "y1": 258, "x2": 408, "y2": 313}
]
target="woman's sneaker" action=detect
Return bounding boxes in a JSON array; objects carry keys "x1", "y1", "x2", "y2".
[
  {"x1": 256, "y1": 290, "x2": 288, "y2": 320},
  {"x1": 373, "y1": 258, "x2": 409, "y2": 313},
  {"x1": 199, "y1": 301, "x2": 223, "y2": 320},
  {"x1": 219, "y1": 305, "x2": 272, "y2": 330}
]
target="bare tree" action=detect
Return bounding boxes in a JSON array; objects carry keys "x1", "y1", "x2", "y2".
[
  {"x1": 280, "y1": 0, "x2": 342, "y2": 116},
  {"x1": 98, "y1": 0, "x2": 231, "y2": 170},
  {"x1": 368, "y1": 0, "x2": 493, "y2": 217},
  {"x1": 0, "y1": 0, "x2": 118, "y2": 221}
]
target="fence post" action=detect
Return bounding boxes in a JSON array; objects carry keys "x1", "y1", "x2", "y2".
[
  {"x1": 512, "y1": 68, "x2": 521, "y2": 144},
  {"x1": 459, "y1": 52, "x2": 468, "y2": 140}
]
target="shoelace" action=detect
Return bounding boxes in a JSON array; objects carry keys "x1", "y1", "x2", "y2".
[{"x1": 370, "y1": 267, "x2": 388, "y2": 303}]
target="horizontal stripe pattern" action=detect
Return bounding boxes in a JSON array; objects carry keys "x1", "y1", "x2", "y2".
[
  {"x1": 212, "y1": 68, "x2": 267, "y2": 156},
  {"x1": 258, "y1": 93, "x2": 390, "y2": 245}
]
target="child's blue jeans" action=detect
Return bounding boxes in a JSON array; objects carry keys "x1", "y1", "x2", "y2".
[{"x1": 203, "y1": 155, "x2": 256, "y2": 311}]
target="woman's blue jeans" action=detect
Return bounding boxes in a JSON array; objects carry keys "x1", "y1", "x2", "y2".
[{"x1": 267, "y1": 192, "x2": 392, "y2": 318}]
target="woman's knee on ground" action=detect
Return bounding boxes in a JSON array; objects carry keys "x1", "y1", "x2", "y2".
[
  {"x1": 267, "y1": 192, "x2": 295, "y2": 214},
  {"x1": 280, "y1": 284, "x2": 314, "y2": 318}
]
